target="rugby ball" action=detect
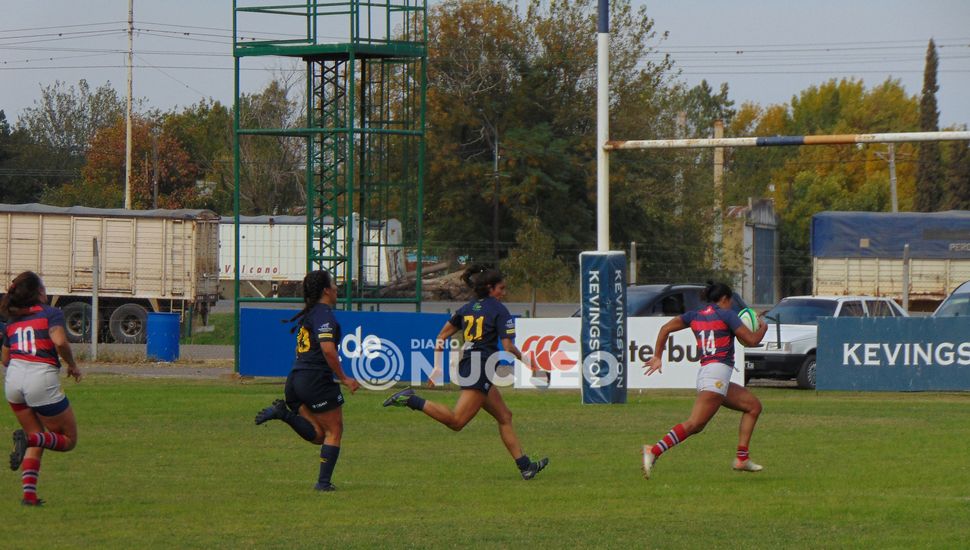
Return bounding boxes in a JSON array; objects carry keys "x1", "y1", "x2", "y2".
[{"x1": 738, "y1": 308, "x2": 759, "y2": 332}]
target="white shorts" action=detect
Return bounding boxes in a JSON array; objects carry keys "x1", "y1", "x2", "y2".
[
  {"x1": 4, "y1": 358, "x2": 66, "y2": 409},
  {"x1": 696, "y1": 362, "x2": 734, "y2": 396}
]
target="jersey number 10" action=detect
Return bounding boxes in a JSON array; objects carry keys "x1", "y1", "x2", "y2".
[{"x1": 14, "y1": 326, "x2": 38, "y2": 356}]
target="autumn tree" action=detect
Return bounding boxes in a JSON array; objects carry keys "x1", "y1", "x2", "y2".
[
  {"x1": 44, "y1": 116, "x2": 200, "y2": 209},
  {"x1": 915, "y1": 39, "x2": 944, "y2": 212}
]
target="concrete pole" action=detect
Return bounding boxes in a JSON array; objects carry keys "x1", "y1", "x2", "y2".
[
  {"x1": 91, "y1": 238, "x2": 100, "y2": 361},
  {"x1": 629, "y1": 241, "x2": 637, "y2": 284},
  {"x1": 888, "y1": 143, "x2": 898, "y2": 213},
  {"x1": 902, "y1": 243, "x2": 910, "y2": 311},
  {"x1": 124, "y1": 0, "x2": 134, "y2": 209}
]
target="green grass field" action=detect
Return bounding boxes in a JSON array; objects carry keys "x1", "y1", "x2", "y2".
[{"x1": 1, "y1": 377, "x2": 968, "y2": 548}]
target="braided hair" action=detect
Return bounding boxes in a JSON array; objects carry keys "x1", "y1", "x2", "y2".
[
  {"x1": 702, "y1": 280, "x2": 734, "y2": 304},
  {"x1": 461, "y1": 264, "x2": 504, "y2": 299},
  {"x1": 1, "y1": 271, "x2": 44, "y2": 319},
  {"x1": 287, "y1": 269, "x2": 333, "y2": 333}
]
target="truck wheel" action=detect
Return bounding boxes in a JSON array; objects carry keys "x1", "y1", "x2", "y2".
[
  {"x1": 62, "y1": 302, "x2": 92, "y2": 343},
  {"x1": 109, "y1": 304, "x2": 148, "y2": 344},
  {"x1": 797, "y1": 354, "x2": 816, "y2": 390}
]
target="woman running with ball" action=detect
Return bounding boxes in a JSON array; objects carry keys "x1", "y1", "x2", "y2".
[{"x1": 641, "y1": 281, "x2": 768, "y2": 479}]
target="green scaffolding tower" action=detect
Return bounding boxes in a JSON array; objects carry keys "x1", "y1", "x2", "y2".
[{"x1": 232, "y1": 1, "x2": 426, "y2": 313}]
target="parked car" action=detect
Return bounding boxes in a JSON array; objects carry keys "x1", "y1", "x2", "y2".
[
  {"x1": 573, "y1": 283, "x2": 750, "y2": 318},
  {"x1": 932, "y1": 280, "x2": 970, "y2": 317},
  {"x1": 745, "y1": 295, "x2": 909, "y2": 389}
]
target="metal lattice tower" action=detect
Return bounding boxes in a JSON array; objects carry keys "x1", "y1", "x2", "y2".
[{"x1": 232, "y1": 1, "x2": 427, "y2": 310}]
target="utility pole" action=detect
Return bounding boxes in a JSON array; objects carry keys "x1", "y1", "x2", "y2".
[
  {"x1": 712, "y1": 119, "x2": 724, "y2": 270},
  {"x1": 124, "y1": 0, "x2": 134, "y2": 209},
  {"x1": 875, "y1": 143, "x2": 900, "y2": 213},
  {"x1": 152, "y1": 129, "x2": 159, "y2": 209},
  {"x1": 888, "y1": 143, "x2": 898, "y2": 213}
]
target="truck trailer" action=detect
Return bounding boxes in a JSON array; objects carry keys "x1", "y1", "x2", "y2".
[
  {"x1": 812, "y1": 210, "x2": 970, "y2": 311},
  {"x1": 0, "y1": 204, "x2": 219, "y2": 343}
]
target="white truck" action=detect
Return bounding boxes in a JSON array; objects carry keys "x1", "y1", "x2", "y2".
[
  {"x1": 812, "y1": 211, "x2": 970, "y2": 312},
  {"x1": 0, "y1": 204, "x2": 220, "y2": 343},
  {"x1": 218, "y1": 214, "x2": 405, "y2": 298}
]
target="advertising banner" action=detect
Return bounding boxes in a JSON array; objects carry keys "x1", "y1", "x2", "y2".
[
  {"x1": 239, "y1": 308, "x2": 452, "y2": 387},
  {"x1": 579, "y1": 252, "x2": 628, "y2": 403},
  {"x1": 817, "y1": 317, "x2": 970, "y2": 391},
  {"x1": 514, "y1": 317, "x2": 745, "y2": 389}
]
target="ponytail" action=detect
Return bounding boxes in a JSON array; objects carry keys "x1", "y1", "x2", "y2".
[
  {"x1": 286, "y1": 269, "x2": 333, "y2": 333},
  {"x1": 1, "y1": 271, "x2": 44, "y2": 319},
  {"x1": 461, "y1": 264, "x2": 504, "y2": 299}
]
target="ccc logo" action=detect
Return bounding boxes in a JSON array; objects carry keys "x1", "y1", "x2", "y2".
[{"x1": 521, "y1": 335, "x2": 577, "y2": 372}]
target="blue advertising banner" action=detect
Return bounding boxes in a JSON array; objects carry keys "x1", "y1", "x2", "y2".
[
  {"x1": 579, "y1": 251, "x2": 628, "y2": 404},
  {"x1": 817, "y1": 317, "x2": 970, "y2": 391},
  {"x1": 239, "y1": 308, "x2": 452, "y2": 388}
]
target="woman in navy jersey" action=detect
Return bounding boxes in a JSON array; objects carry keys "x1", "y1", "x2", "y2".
[
  {"x1": 254, "y1": 269, "x2": 360, "y2": 492},
  {"x1": 641, "y1": 281, "x2": 768, "y2": 479},
  {"x1": 3, "y1": 271, "x2": 82, "y2": 506},
  {"x1": 382, "y1": 265, "x2": 548, "y2": 480}
]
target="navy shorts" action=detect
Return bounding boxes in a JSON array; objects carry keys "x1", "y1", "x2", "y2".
[
  {"x1": 285, "y1": 369, "x2": 344, "y2": 413},
  {"x1": 457, "y1": 355, "x2": 494, "y2": 395}
]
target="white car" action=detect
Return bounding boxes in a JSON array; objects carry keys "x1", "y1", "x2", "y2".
[
  {"x1": 932, "y1": 280, "x2": 970, "y2": 317},
  {"x1": 744, "y1": 296, "x2": 909, "y2": 389}
]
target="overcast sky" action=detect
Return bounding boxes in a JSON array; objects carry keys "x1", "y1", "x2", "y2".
[{"x1": 1, "y1": 0, "x2": 968, "y2": 130}]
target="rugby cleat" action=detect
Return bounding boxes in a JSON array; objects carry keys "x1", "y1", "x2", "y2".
[
  {"x1": 732, "y1": 458, "x2": 764, "y2": 472},
  {"x1": 641, "y1": 445, "x2": 657, "y2": 479},
  {"x1": 21, "y1": 498, "x2": 45, "y2": 507},
  {"x1": 382, "y1": 388, "x2": 415, "y2": 408},
  {"x1": 10, "y1": 429, "x2": 27, "y2": 471},
  {"x1": 254, "y1": 399, "x2": 288, "y2": 425},
  {"x1": 314, "y1": 482, "x2": 337, "y2": 492},
  {"x1": 520, "y1": 457, "x2": 549, "y2": 480}
]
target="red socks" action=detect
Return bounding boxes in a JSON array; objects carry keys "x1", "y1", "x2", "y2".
[
  {"x1": 21, "y1": 457, "x2": 40, "y2": 504},
  {"x1": 737, "y1": 446, "x2": 750, "y2": 462},
  {"x1": 651, "y1": 423, "x2": 689, "y2": 457},
  {"x1": 27, "y1": 432, "x2": 71, "y2": 451}
]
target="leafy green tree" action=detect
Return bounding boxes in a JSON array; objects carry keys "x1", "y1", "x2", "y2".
[
  {"x1": 162, "y1": 99, "x2": 233, "y2": 212},
  {"x1": 501, "y1": 214, "x2": 573, "y2": 306},
  {"x1": 915, "y1": 39, "x2": 944, "y2": 212}
]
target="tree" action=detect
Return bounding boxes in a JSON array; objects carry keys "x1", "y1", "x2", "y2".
[
  {"x1": 162, "y1": 99, "x2": 233, "y2": 212},
  {"x1": 17, "y1": 79, "x2": 125, "y2": 160},
  {"x1": 43, "y1": 116, "x2": 200, "y2": 209},
  {"x1": 915, "y1": 39, "x2": 944, "y2": 212},
  {"x1": 0, "y1": 109, "x2": 68, "y2": 203},
  {"x1": 943, "y1": 141, "x2": 970, "y2": 210},
  {"x1": 501, "y1": 214, "x2": 572, "y2": 306}
]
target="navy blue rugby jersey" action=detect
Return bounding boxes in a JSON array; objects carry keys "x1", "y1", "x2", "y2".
[
  {"x1": 292, "y1": 303, "x2": 342, "y2": 374},
  {"x1": 5, "y1": 305, "x2": 65, "y2": 367},
  {"x1": 679, "y1": 304, "x2": 743, "y2": 367},
  {"x1": 449, "y1": 297, "x2": 515, "y2": 359}
]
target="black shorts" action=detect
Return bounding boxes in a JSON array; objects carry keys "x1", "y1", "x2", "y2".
[
  {"x1": 285, "y1": 369, "x2": 344, "y2": 413},
  {"x1": 457, "y1": 355, "x2": 494, "y2": 395}
]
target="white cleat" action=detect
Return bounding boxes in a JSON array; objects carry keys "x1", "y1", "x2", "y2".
[
  {"x1": 641, "y1": 445, "x2": 656, "y2": 479},
  {"x1": 733, "y1": 458, "x2": 764, "y2": 472}
]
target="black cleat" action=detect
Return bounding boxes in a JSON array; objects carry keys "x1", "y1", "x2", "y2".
[
  {"x1": 382, "y1": 388, "x2": 415, "y2": 408},
  {"x1": 520, "y1": 457, "x2": 549, "y2": 480},
  {"x1": 254, "y1": 399, "x2": 288, "y2": 425},
  {"x1": 10, "y1": 429, "x2": 27, "y2": 471},
  {"x1": 314, "y1": 482, "x2": 337, "y2": 492},
  {"x1": 21, "y1": 498, "x2": 44, "y2": 507}
]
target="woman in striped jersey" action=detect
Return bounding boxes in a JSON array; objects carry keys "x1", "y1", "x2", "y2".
[
  {"x1": 641, "y1": 281, "x2": 768, "y2": 479},
  {"x1": 3, "y1": 271, "x2": 82, "y2": 506}
]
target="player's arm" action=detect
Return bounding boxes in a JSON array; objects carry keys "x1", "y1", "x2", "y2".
[
  {"x1": 49, "y1": 325, "x2": 82, "y2": 382},
  {"x1": 734, "y1": 316, "x2": 769, "y2": 347},
  {"x1": 1, "y1": 345, "x2": 9, "y2": 367},
  {"x1": 320, "y1": 340, "x2": 359, "y2": 393},
  {"x1": 644, "y1": 317, "x2": 688, "y2": 376},
  {"x1": 429, "y1": 321, "x2": 460, "y2": 387}
]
